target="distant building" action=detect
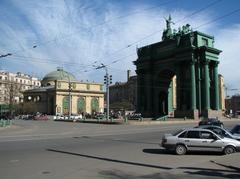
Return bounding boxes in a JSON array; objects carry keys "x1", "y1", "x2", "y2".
[
  {"x1": 0, "y1": 71, "x2": 40, "y2": 104},
  {"x1": 225, "y1": 95, "x2": 240, "y2": 117},
  {"x1": 109, "y1": 70, "x2": 137, "y2": 110},
  {"x1": 23, "y1": 68, "x2": 104, "y2": 115}
]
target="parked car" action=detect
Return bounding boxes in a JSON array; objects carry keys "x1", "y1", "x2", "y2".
[
  {"x1": 231, "y1": 124, "x2": 240, "y2": 136},
  {"x1": 34, "y1": 114, "x2": 48, "y2": 121},
  {"x1": 128, "y1": 113, "x2": 142, "y2": 120},
  {"x1": 198, "y1": 118, "x2": 224, "y2": 127},
  {"x1": 161, "y1": 128, "x2": 240, "y2": 155},
  {"x1": 0, "y1": 115, "x2": 8, "y2": 120},
  {"x1": 197, "y1": 125, "x2": 240, "y2": 141}
]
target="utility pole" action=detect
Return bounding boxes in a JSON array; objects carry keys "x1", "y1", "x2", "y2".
[
  {"x1": 96, "y1": 64, "x2": 112, "y2": 121},
  {"x1": 59, "y1": 67, "x2": 72, "y2": 120},
  {"x1": 68, "y1": 76, "x2": 72, "y2": 120}
]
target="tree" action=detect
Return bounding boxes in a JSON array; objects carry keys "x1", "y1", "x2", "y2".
[{"x1": 4, "y1": 81, "x2": 23, "y2": 116}]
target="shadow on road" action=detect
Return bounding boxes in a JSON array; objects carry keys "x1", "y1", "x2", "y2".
[
  {"x1": 142, "y1": 148, "x2": 220, "y2": 156},
  {"x1": 142, "y1": 148, "x2": 174, "y2": 155},
  {"x1": 178, "y1": 164, "x2": 240, "y2": 178},
  {"x1": 99, "y1": 169, "x2": 191, "y2": 179},
  {"x1": 210, "y1": 160, "x2": 240, "y2": 172},
  {"x1": 47, "y1": 148, "x2": 172, "y2": 170}
]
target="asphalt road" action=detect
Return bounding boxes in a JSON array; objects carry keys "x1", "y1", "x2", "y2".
[{"x1": 0, "y1": 119, "x2": 239, "y2": 179}]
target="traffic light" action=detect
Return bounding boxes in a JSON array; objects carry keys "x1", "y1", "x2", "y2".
[
  {"x1": 109, "y1": 75, "x2": 112, "y2": 84},
  {"x1": 104, "y1": 75, "x2": 108, "y2": 84}
]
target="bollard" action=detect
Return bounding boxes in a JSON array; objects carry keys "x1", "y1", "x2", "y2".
[
  {"x1": 3, "y1": 120, "x2": 6, "y2": 127},
  {"x1": 124, "y1": 116, "x2": 128, "y2": 123}
]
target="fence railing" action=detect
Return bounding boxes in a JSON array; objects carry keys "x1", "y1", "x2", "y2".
[{"x1": 0, "y1": 119, "x2": 12, "y2": 127}]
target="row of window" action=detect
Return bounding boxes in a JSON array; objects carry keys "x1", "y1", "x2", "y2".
[
  {"x1": 0, "y1": 84, "x2": 32, "y2": 90},
  {"x1": 0, "y1": 76, "x2": 40, "y2": 86}
]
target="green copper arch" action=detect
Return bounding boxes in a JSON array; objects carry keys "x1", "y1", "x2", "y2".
[
  {"x1": 62, "y1": 96, "x2": 69, "y2": 115},
  {"x1": 91, "y1": 97, "x2": 99, "y2": 113},
  {"x1": 77, "y1": 97, "x2": 86, "y2": 113}
]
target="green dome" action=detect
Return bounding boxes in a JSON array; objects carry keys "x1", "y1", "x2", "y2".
[{"x1": 42, "y1": 68, "x2": 77, "y2": 86}]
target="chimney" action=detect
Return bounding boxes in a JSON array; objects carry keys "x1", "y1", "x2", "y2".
[{"x1": 127, "y1": 70, "x2": 131, "y2": 81}]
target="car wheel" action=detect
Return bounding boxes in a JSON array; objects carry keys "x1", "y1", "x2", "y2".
[
  {"x1": 224, "y1": 146, "x2": 236, "y2": 155},
  {"x1": 175, "y1": 144, "x2": 187, "y2": 155}
]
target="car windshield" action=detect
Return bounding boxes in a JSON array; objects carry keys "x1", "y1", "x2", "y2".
[{"x1": 173, "y1": 129, "x2": 184, "y2": 136}]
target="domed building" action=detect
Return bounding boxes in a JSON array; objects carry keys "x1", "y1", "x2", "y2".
[
  {"x1": 23, "y1": 68, "x2": 104, "y2": 115},
  {"x1": 41, "y1": 69, "x2": 77, "y2": 86}
]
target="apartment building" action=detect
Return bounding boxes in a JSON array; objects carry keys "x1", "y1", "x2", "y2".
[{"x1": 0, "y1": 71, "x2": 41, "y2": 104}]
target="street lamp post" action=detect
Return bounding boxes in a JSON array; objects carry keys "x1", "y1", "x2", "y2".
[
  {"x1": 68, "y1": 78, "x2": 72, "y2": 120},
  {"x1": 60, "y1": 68, "x2": 72, "y2": 120},
  {"x1": 96, "y1": 64, "x2": 112, "y2": 121}
]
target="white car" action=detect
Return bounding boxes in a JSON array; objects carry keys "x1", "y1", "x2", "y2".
[{"x1": 162, "y1": 128, "x2": 240, "y2": 155}]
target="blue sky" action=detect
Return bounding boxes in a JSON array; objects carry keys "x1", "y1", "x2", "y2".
[{"x1": 0, "y1": 0, "x2": 240, "y2": 93}]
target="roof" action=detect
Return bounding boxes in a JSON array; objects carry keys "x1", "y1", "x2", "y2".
[
  {"x1": 24, "y1": 86, "x2": 54, "y2": 93},
  {"x1": 41, "y1": 68, "x2": 77, "y2": 86}
]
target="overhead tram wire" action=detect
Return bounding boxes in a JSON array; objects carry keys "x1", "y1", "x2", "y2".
[
  {"x1": 91, "y1": 0, "x2": 226, "y2": 68},
  {"x1": 11, "y1": 54, "x2": 91, "y2": 67},
  {"x1": 175, "y1": 0, "x2": 223, "y2": 24},
  {"x1": 0, "y1": 0, "x2": 221, "y2": 66},
  {"x1": 194, "y1": 8, "x2": 240, "y2": 29},
  {"x1": 7, "y1": 0, "x2": 178, "y2": 56},
  {"x1": 8, "y1": 55, "x2": 95, "y2": 69},
  {"x1": 2, "y1": 0, "x2": 234, "y2": 74},
  {"x1": 125, "y1": 0, "x2": 223, "y2": 48},
  {"x1": 11, "y1": 3, "x2": 237, "y2": 76},
  {"x1": 84, "y1": 53, "x2": 136, "y2": 73}
]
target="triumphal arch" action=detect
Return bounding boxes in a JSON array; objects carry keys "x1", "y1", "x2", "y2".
[{"x1": 134, "y1": 16, "x2": 222, "y2": 119}]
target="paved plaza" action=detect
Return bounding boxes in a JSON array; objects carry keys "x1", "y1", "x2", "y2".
[{"x1": 0, "y1": 119, "x2": 239, "y2": 179}]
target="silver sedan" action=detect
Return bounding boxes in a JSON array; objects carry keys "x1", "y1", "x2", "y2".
[{"x1": 161, "y1": 128, "x2": 240, "y2": 155}]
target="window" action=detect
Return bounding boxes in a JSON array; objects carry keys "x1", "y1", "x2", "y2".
[
  {"x1": 174, "y1": 129, "x2": 184, "y2": 136},
  {"x1": 200, "y1": 131, "x2": 214, "y2": 139},
  {"x1": 5, "y1": 77, "x2": 7, "y2": 80},
  {"x1": 208, "y1": 127, "x2": 222, "y2": 136},
  {"x1": 202, "y1": 38, "x2": 208, "y2": 46},
  {"x1": 178, "y1": 131, "x2": 187, "y2": 138},
  {"x1": 186, "y1": 131, "x2": 200, "y2": 139}
]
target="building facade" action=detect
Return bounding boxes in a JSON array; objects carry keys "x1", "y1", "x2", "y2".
[
  {"x1": 134, "y1": 16, "x2": 223, "y2": 119},
  {"x1": 23, "y1": 68, "x2": 104, "y2": 115},
  {"x1": 0, "y1": 71, "x2": 40, "y2": 105},
  {"x1": 109, "y1": 70, "x2": 137, "y2": 110},
  {"x1": 225, "y1": 95, "x2": 240, "y2": 117}
]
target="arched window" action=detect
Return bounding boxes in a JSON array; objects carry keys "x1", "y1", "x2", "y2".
[
  {"x1": 91, "y1": 97, "x2": 99, "y2": 113},
  {"x1": 62, "y1": 96, "x2": 70, "y2": 115},
  {"x1": 77, "y1": 97, "x2": 86, "y2": 114}
]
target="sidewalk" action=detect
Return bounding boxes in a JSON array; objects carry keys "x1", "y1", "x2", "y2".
[{"x1": 128, "y1": 117, "x2": 240, "y2": 125}]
